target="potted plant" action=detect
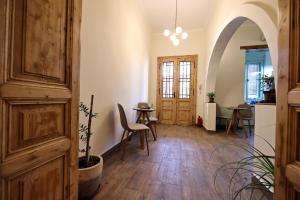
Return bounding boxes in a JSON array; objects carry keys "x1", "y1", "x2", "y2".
[
  {"x1": 78, "y1": 95, "x2": 103, "y2": 200},
  {"x1": 261, "y1": 75, "x2": 276, "y2": 103},
  {"x1": 207, "y1": 92, "x2": 215, "y2": 103},
  {"x1": 214, "y1": 139, "x2": 275, "y2": 199}
]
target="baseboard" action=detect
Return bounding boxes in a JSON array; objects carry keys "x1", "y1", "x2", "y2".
[{"x1": 101, "y1": 142, "x2": 121, "y2": 161}]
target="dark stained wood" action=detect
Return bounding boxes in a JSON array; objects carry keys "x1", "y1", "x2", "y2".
[
  {"x1": 0, "y1": 0, "x2": 82, "y2": 199},
  {"x1": 275, "y1": 0, "x2": 300, "y2": 199},
  {"x1": 93, "y1": 125, "x2": 269, "y2": 200},
  {"x1": 240, "y1": 44, "x2": 268, "y2": 50}
]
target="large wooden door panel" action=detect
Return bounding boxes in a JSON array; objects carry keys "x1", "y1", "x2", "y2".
[
  {"x1": 7, "y1": 156, "x2": 66, "y2": 200},
  {"x1": 276, "y1": 0, "x2": 300, "y2": 199},
  {"x1": 160, "y1": 100, "x2": 176, "y2": 124},
  {"x1": 0, "y1": 0, "x2": 81, "y2": 199},
  {"x1": 9, "y1": 0, "x2": 69, "y2": 84}
]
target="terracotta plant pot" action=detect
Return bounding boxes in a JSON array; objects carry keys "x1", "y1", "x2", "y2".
[
  {"x1": 263, "y1": 89, "x2": 276, "y2": 103},
  {"x1": 78, "y1": 155, "x2": 103, "y2": 200}
]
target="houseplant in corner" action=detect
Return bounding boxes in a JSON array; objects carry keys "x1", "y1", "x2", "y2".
[
  {"x1": 213, "y1": 138, "x2": 275, "y2": 200},
  {"x1": 261, "y1": 75, "x2": 276, "y2": 103},
  {"x1": 78, "y1": 95, "x2": 103, "y2": 200},
  {"x1": 207, "y1": 92, "x2": 216, "y2": 103}
]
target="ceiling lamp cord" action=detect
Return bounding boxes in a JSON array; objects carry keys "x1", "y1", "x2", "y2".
[
  {"x1": 175, "y1": 0, "x2": 177, "y2": 29},
  {"x1": 163, "y1": 0, "x2": 188, "y2": 46}
]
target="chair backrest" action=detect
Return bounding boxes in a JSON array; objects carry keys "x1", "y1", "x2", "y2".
[
  {"x1": 137, "y1": 102, "x2": 150, "y2": 109},
  {"x1": 217, "y1": 105, "x2": 233, "y2": 118},
  {"x1": 238, "y1": 103, "x2": 252, "y2": 118},
  {"x1": 117, "y1": 104, "x2": 130, "y2": 130}
]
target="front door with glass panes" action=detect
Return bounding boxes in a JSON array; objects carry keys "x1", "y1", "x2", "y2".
[{"x1": 157, "y1": 55, "x2": 197, "y2": 125}]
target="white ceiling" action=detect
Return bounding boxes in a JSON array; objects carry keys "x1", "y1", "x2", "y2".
[{"x1": 139, "y1": 0, "x2": 218, "y2": 33}]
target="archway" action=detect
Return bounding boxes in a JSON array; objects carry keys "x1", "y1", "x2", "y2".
[
  {"x1": 202, "y1": 3, "x2": 278, "y2": 131},
  {"x1": 205, "y1": 3, "x2": 278, "y2": 95}
]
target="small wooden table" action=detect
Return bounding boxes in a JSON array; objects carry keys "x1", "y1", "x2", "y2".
[
  {"x1": 133, "y1": 108, "x2": 156, "y2": 149},
  {"x1": 226, "y1": 107, "x2": 248, "y2": 135}
]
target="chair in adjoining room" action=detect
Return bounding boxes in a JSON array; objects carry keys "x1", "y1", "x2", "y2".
[
  {"x1": 216, "y1": 105, "x2": 233, "y2": 131},
  {"x1": 237, "y1": 103, "x2": 253, "y2": 136},
  {"x1": 137, "y1": 102, "x2": 158, "y2": 140},
  {"x1": 117, "y1": 104, "x2": 150, "y2": 160}
]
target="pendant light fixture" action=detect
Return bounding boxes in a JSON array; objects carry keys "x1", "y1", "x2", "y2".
[{"x1": 163, "y1": 0, "x2": 188, "y2": 46}]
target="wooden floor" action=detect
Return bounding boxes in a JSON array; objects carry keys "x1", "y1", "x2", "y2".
[{"x1": 93, "y1": 125, "x2": 269, "y2": 200}]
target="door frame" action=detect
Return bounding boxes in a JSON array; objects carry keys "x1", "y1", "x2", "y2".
[
  {"x1": 275, "y1": 0, "x2": 300, "y2": 199},
  {"x1": 156, "y1": 55, "x2": 198, "y2": 125}
]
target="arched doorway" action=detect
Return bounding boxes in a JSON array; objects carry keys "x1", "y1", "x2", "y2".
[{"x1": 203, "y1": 3, "x2": 278, "y2": 130}]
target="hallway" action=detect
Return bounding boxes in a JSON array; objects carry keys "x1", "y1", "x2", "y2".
[{"x1": 94, "y1": 125, "x2": 268, "y2": 200}]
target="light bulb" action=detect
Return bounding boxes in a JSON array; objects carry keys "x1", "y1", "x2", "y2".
[
  {"x1": 170, "y1": 34, "x2": 177, "y2": 41},
  {"x1": 173, "y1": 38, "x2": 180, "y2": 46},
  {"x1": 163, "y1": 29, "x2": 170, "y2": 37},
  {"x1": 176, "y1": 26, "x2": 183, "y2": 34},
  {"x1": 182, "y1": 32, "x2": 188, "y2": 40}
]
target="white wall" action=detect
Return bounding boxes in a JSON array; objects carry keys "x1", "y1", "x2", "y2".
[
  {"x1": 149, "y1": 29, "x2": 206, "y2": 118},
  {"x1": 215, "y1": 25, "x2": 267, "y2": 107},
  {"x1": 80, "y1": 0, "x2": 151, "y2": 155}
]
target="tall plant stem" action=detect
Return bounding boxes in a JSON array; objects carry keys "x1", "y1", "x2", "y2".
[{"x1": 85, "y1": 94, "x2": 94, "y2": 167}]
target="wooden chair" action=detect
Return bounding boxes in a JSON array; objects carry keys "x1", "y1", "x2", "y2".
[
  {"x1": 237, "y1": 103, "x2": 253, "y2": 136},
  {"x1": 137, "y1": 102, "x2": 158, "y2": 140},
  {"x1": 117, "y1": 104, "x2": 150, "y2": 160}
]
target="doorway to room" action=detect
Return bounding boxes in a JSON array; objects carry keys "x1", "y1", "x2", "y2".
[{"x1": 156, "y1": 55, "x2": 197, "y2": 125}]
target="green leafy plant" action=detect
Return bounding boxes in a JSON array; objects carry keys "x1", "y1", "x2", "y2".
[
  {"x1": 207, "y1": 92, "x2": 216, "y2": 98},
  {"x1": 261, "y1": 75, "x2": 275, "y2": 91},
  {"x1": 213, "y1": 137, "x2": 275, "y2": 200},
  {"x1": 79, "y1": 95, "x2": 98, "y2": 167},
  {"x1": 207, "y1": 92, "x2": 216, "y2": 103}
]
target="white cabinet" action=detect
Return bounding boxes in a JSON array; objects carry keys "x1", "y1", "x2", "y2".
[{"x1": 204, "y1": 103, "x2": 216, "y2": 131}]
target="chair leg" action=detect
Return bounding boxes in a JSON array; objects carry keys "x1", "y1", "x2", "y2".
[
  {"x1": 119, "y1": 130, "x2": 126, "y2": 149},
  {"x1": 145, "y1": 130, "x2": 149, "y2": 156},
  {"x1": 121, "y1": 131, "x2": 130, "y2": 160},
  {"x1": 248, "y1": 120, "x2": 252, "y2": 135},
  {"x1": 240, "y1": 120, "x2": 248, "y2": 138},
  {"x1": 149, "y1": 124, "x2": 156, "y2": 141},
  {"x1": 154, "y1": 122, "x2": 157, "y2": 138}
]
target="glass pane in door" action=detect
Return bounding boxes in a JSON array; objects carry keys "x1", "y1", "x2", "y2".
[
  {"x1": 162, "y1": 62, "x2": 174, "y2": 98},
  {"x1": 179, "y1": 61, "x2": 191, "y2": 99}
]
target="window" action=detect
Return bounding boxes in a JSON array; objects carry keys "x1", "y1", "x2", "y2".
[
  {"x1": 162, "y1": 62, "x2": 174, "y2": 98},
  {"x1": 179, "y1": 61, "x2": 191, "y2": 99},
  {"x1": 245, "y1": 63, "x2": 262, "y2": 101},
  {"x1": 244, "y1": 49, "x2": 273, "y2": 103}
]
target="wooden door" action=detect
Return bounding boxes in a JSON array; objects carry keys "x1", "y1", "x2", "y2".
[
  {"x1": 176, "y1": 56, "x2": 197, "y2": 125},
  {"x1": 157, "y1": 55, "x2": 197, "y2": 126},
  {"x1": 275, "y1": 0, "x2": 300, "y2": 199},
  {"x1": 0, "y1": 0, "x2": 82, "y2": 199},
  {"x1": 157, "y1": 58, "x2": 177, "y2": 124}
]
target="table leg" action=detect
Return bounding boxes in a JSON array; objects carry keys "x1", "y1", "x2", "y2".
[
  {"x1": 139, "y1": 112, "x2": 146, "y2": 149},
  {"x1": 226, "y1": 110, "x2": 237, "y2": 134},
  {"x1": 136, "y1": 111, "x2": 142, "y2": 123},
  {"x1": 226, "y1": 119, "x2": 233, "y2": 135}
]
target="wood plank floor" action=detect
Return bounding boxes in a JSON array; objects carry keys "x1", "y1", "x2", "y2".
[{"x1": 93, "y1": 125, "x2": 270, "y2": 200}]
